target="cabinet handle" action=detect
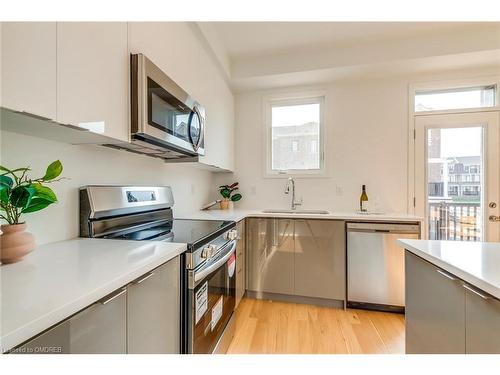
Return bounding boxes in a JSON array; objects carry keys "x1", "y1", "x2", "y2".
[
  {"x1": 131, "y1": 271, "x2": 155, "y2": 285},
  {"x1": 463, "y1": 284, "x2": 489, "y2": 300},
  {"x1": 436, "y1": 269, "x2": 456, "y2": 281},
  {"x1": 99, "y1": 288, "x2": 126, "y2": 305},
  {"x1": 18, "y1": 111, "x2": 52, "y2": 121}
]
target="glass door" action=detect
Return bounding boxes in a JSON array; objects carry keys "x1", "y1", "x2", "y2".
[{"x1": 415, "y1": 112, "x2": 499, "y2": 241}]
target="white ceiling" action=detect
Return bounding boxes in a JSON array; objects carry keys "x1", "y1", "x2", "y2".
[
  {"x1": 201, "y1": 22, "x2": 495, "y2": 59},
  {"x1": 196, "y1": 22, "x2": 500, "y2": 92}
]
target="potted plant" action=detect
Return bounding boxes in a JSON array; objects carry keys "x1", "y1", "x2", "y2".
[
  {"x1": 0, "y1": 160, "x2": 64, "y2": 264},
  {"x1": 218, "y1": 182, "x2": 242, "y2": 210}
]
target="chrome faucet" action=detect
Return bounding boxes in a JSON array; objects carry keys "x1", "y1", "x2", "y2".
[{"x1": 284, "y1": 177, "x2": 302, "y2": 210}]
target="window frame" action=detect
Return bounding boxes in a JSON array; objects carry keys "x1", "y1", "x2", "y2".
[
  {"x1": 414, "y1": 84, "x2": 497, "y2": 113},
  {"x1": 406, "y1": 76, "x2": 500, "y2": 213},
  {"x1": 263, "y1": 92, "x2": 327, "y2": 178},
  {"x1": 410, "y1": 77, "x2": 500, "y2": 117}
]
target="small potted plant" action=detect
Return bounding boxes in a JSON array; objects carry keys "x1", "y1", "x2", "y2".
[
  {"x1": 218, "y1": 182, "x2": 242, "y2": 210},
  {"x1": 0, "y1": 160, "x2": 64, "y2": 264}
]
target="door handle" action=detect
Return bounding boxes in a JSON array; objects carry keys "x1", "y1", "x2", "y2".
[
  {"x1": 436, "y1": 269, "x2": 456, "y2": 281},
  {"x1": 131, "y1": 271, "x2": 155, "y2": 285},
  {"x1": 463, "y1": 284, "x2": 489, "y2": 300},
  {"x1": 99, "y1": 288, "x2": 126, "y2": 305},
  {"x1": 489, "y1": 215, "x2": 500, "y2": 222}
]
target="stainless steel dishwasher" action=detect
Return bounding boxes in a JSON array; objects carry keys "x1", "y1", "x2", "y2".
[{"x1": 347, "y1": 222, "x2": 420, "y2": 312}]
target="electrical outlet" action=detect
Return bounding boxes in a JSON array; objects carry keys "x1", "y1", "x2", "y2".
[
  {"x1": 335, "y1": 185, "x2": 343, "y2": 196},
  {"x1": 250, "y1": 186, "x2": 256, "y2": 195},
  {"x1": 190, "y1": 184, "x2": 195, "y2": 195}
]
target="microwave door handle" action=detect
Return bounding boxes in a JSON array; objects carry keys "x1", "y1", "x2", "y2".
[
  {"x1": 194, "y1": 240, "x2": 237, "y2": 283},
  {"x1": 196, "y1": 111, "x2": 204, "y2": 150},
  {"x1": 190, "y1": 107, "x2": 204, "y2": 151}
]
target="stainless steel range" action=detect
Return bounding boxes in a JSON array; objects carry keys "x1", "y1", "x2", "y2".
[{"x1": 79, "y1": 185, "x2": 238, "y2": 354}]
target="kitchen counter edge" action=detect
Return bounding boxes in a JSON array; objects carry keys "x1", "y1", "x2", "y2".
[
  {"x1": 177, "y1": 209, "x2": 423, "y2": 223},
  {"x1": 398, "y1": 239, "x2": 500, "y2": 300}
]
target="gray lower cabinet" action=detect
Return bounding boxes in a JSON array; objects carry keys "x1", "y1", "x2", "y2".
[
  {"x1": 16, "y1": 320, "x2": 71, "y2": 354},
  {"x1": 247, "y1": 218, "x2": 345, "y2": 301},
  {"x1": 70, "y1": 288, "x2": 127, "y2": 353},
  {"x1": 465, "y1": 286, "x2": 500, "y2": 353},
  {"x1": 247, "y1": 218, "x2": 294, "y2": 295},
  {"x1": 294, "y1": 219, "x2": 345, "y2": 300},
  {"x1": 405, "y1": 252, "x2": 465, "y2": 354},
  {"x1": 17, "y1": 288, "x2": 127, "y2": 354},
  {"x1": 15, "y1": 256, "x2": 180, "y2": 354},
  {"x1": 406, "y1": 251, "x2": 500, "y2": 354},
  {"x1": 127, "y1": 256, "x2": 180, "y2": 354},
  {"x1": 235, "y1": 219, "x2": 246, "y2": 307}
]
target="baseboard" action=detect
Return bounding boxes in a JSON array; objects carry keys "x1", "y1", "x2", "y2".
[
  {"x1": 245, "y1": 290, "x2": 345, "y2": 309},
  {"x1": 347, "y1": 300, "x2": 405, "y2": 314}
]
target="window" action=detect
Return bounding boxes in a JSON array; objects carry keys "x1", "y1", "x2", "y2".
[
  {"x1": 266, "y1": 95, "x2": 324, "y2": 175},
  {"x1": 310, "y1": 140, "x2": 318, "y2": 153},
  {"x1": 448, "y1": 186, "x2": 459, "y2": 196},
  {"x1": 415, "y1": 85, "x2": 497, "y2": 112},
  {"x1": 428, "y1": 182, "x2": 444, "y2": 197}
]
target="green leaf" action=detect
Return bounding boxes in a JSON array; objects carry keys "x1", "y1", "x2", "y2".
[
  {"x1": 0, "y1": 185, "x2": 10, "y2": 204},
  {"x1": 11, "y1": 186, "x2": 36, "y2": 208},
  {"x1": 219, "y1": 188, "x2": 231, "y2": 199},
  {"x1": 0, "y1": 175, "x2": 13, "y2": 188},
  {"x1": 22, "y1": 197, "x2": 53, "y2": 213},
  {"x1": 30, "y1": 183, "x2": 57, "y2": 203},
  {"x1": 231, "y1": 193, "x2": 242, "y2": 202},
  {"x1": 43, "y1": 160, "x2": 63, "y2": 181}
]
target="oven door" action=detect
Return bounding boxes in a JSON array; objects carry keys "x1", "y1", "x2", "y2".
[{"x1": 187, "y1": 240, "x2": 236, "y2": 354}]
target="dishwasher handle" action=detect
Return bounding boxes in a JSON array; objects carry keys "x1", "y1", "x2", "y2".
[{"x1": 347, "y1": 222, "x2": 420, "y2": 234}]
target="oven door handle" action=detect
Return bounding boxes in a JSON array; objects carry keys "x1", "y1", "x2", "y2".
[{"x1": 193, "y1": 240, "x2": 237, "y2": 284}]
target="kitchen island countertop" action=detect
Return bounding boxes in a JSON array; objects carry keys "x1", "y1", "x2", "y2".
[{"x1": 399, "y1": 239, "x2": 500, "y2": 300}]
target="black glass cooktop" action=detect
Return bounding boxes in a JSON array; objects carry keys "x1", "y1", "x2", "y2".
[{"x1": 105, "y1": 219, "x2": 235, "y2": 251}]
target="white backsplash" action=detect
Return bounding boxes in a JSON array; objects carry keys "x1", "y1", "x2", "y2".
[{"x1": 0, "y1": 130, "x2": 215, "y2": 245}]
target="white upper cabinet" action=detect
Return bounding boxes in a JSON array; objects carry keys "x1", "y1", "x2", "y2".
[
  {"x1": 197, "y1": 47, "x2": 234, "y2": 172},
  {"x1": 1, "y1": 22, "x2": 57, "y2": 119},
  {"x1": 56, "y1": 22, "x2": 129, "y2": 142}
]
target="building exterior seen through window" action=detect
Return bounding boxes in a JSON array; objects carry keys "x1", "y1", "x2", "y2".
[
  {"x1": 270, "y1": 100, "x2": 322, "y2": 172},
  {"x1": 426, "y1": 127, "x2": 483, "y2": 241}
]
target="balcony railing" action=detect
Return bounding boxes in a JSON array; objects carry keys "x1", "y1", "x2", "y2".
[{"x1": 429, "y1": 201, "x2": 481, "y2": 241}]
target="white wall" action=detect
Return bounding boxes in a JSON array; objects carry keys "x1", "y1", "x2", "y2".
[
  {"x1": 216, "y1": 68, "x2": 499, "y2": 213},
  {"x1": 0, "y1": 130, "x2": 214, "y2": 245}
]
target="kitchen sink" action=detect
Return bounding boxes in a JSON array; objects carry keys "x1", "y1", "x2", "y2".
[{"x1": 262, "y1": 209, "x2": 330, "y2": 214}]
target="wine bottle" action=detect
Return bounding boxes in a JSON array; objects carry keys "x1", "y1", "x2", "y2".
[{"x1": 359, "y1": 185, "x2": 368, "y2": 212}]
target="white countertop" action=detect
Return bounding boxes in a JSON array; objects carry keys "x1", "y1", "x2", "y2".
[
  {"x1": 0, "y1": 238, "x2": 186, "y2": 353},
  {"x1": 176, "y1": 208, "x2": 422, "y2": 223},
  {"x1": 399, "y1": 239, "x2": 500, "y2": 300}
]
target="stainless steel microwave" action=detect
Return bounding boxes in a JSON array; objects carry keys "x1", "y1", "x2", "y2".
[{"x1": 128, "y1": 53, "x2": 205, "y2": 159}]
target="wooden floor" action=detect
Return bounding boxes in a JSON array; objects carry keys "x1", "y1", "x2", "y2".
[{"x1": 227, "y1": 298, "x2": 405, "y2": 354}]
